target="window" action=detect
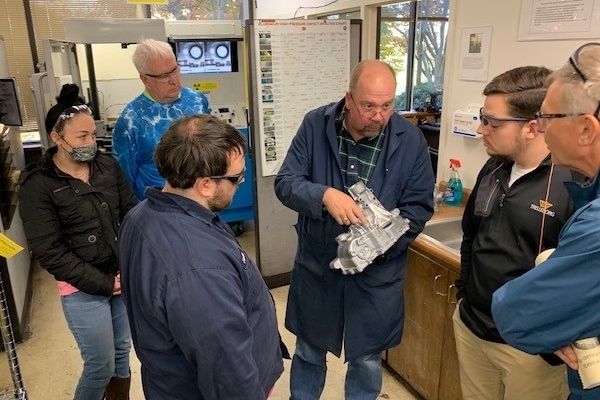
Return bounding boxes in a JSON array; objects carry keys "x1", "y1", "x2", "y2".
[
  {"x1": 151, "y1": 0, "x2": 244, "y2": 20},
  {"x1": 320, "y1": 10, "x2": 361, "y2": 20},
  {"x1": 379, "y1": 0, "x2": 449, "y2": 112}
]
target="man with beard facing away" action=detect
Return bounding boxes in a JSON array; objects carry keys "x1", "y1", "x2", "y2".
[{"x1": 119, "y1": 115, "x2": 283, "y2": 399}]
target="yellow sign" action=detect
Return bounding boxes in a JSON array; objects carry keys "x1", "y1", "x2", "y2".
[
  {"x1": 193, "y1": 82, "x2": 219, "y2": 92},
  {"x1": 127, "y1": 0, "x2": 166, "y2": 4},
  {"x1": 0, "y1": 233, "x2": 23, "y2": 259}
]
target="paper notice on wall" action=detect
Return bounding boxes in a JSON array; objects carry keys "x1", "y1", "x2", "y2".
[
  {"x1": 0, "y1": 232, "x2": 23, "y2": 259},
  {"x1": 518, "y1": 0, "x2": 600, "y2": 41},
  {"x1": 458, "y1": 27, "x2": 492, "y2": 82}
]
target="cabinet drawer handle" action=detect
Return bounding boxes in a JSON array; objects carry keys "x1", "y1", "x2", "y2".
[
  {"x1": 447, "y1": 283, "x2": 457, "y2": 304},
  {"x1": 433, "y1": 274, "x2": 447, "y2": 296}
]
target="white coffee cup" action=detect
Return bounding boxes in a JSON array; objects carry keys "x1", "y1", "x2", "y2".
[
  {"x1": 573, "y1": 337, "x2": 600, "y2": 389},
  {"x1": 535, "y1": 248, "x2": 555, "y2": 266}
]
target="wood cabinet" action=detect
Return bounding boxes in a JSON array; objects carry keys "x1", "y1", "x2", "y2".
[
  {"x1": 439, "y1": 270, "x2": 462, "y2": 400},
  {"x1": 386, "y1": 246, "x2": 462, "y2": 400}
]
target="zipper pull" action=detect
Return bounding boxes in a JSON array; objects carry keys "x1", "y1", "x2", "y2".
[{"x1": 499, "y1": 193, "x2": 505, "y2": 207}]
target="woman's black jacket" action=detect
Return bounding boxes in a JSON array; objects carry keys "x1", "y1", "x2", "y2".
[{"x1": 18, "y1": 148, "x2": 138, "y2": 296}]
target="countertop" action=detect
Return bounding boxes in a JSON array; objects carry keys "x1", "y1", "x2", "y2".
[{"x1": 430, "y1": 203, "x2": 464, "y2": 221}]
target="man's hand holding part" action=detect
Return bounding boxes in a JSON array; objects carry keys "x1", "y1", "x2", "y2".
[{"x1": 323, "y1": 187, "x2": 368, "y2": 226}]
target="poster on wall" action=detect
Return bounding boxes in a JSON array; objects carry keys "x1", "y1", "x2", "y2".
[
  {"x1": 253, "y1": 19, "x2": 350, "y2": 177},
  {"x1": 518, "y1": 0, "x2": 600, "y2": 41},
  {"x1": 458, "y1": 26, "x2": 492, "y2": 82}
]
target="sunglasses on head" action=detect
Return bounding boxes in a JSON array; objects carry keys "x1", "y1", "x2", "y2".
[
  {"x1": 567, "y1": 43, "x2": 600, "y2": 119},
  {"x1": 569, "y1": 42, "x2": 600, "y2": 83}
]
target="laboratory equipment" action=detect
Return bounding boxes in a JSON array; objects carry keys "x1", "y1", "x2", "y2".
[
  {"x1": 166, "y1": 20, "x2": 253, "y2": 228},
  {"x1": 31, "y1": 20, "x2": 253, "y2": 229}
]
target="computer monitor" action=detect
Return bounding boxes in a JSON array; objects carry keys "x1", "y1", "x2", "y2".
[
  {"x1": 0, "y1": 78, "x2": 23, "y2": 127},
  {"x1": 172, "y1": 39, "x2": 239, "y2": 75}
]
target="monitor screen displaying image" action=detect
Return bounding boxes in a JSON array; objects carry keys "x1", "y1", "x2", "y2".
[
  {"x1": 0, "y1": 78, "x2": 23, "y2": 127},
  {"x1": 174, "y1": 40, "x2": 238, "y2": 75}
]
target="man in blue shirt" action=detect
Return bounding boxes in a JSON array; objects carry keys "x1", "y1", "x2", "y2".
[
  {"x1": 112, "y1": 38, "x2": 211, "y2": 199},
  {"x1": 119, "y1": 115, "x2": 283, "y2": 399}
]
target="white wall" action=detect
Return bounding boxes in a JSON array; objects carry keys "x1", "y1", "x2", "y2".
[
  {"x1": 77, "y1": 44, "x2": 143, "y2": 120},
  {"x1": 439, "y1": 0, "x2": 590, "y2": 189}
]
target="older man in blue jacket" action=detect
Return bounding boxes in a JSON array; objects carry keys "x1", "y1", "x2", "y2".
[{"x1": 275, "y1": 59, "x2": 434, "y2": 400}]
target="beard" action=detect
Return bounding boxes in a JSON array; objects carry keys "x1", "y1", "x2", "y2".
[
  {"x1": 207, "y1": 185, "x2": 234, "y2": 212},
  {"x1": 356, "y1": 121, "x2": 386, "y2": 139}
]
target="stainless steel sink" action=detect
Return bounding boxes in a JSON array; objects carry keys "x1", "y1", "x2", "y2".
[{"x1": 418, "y1": 216, "x2": 463, "y2": 256}]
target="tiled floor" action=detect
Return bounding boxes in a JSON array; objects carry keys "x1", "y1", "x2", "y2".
[{"x1": 0, "y1": 223, "x2": 423, "y2": 400}]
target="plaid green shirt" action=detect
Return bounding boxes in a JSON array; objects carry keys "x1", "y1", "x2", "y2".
[{"x1": 337, "y1": 113, "x2": 385, "y2": 191}]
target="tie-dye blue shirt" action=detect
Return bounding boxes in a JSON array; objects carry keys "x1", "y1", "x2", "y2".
[{"x1": 112, "y1": 87, "x2": 210, "y2": 199}]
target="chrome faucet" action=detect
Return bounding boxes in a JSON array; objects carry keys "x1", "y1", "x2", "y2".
[{"x1": 433, "y1": 186, "x2": 444, "y2": 211}]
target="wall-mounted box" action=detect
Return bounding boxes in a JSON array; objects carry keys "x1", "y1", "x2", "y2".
[{"x1": 452, "y1": 104, "x2": 482, "y2": 139}]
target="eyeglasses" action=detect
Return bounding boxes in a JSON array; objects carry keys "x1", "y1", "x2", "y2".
[
  {"x1": 210, "y1": 168, "x2": 246, "y2": 185},
  {"x1": 53, "y1": 104, "x2": 93, "y2": 131},
  {"x1": 479, "y1": 108, "x2": 531, "y2": 127},
  {"x1": 144, "y1": 65, "x2": 180, "y2": 83},
  {"x1": 349, "y1": 94, "x2": 394, "y2": 119},
  {"x1": 534, "y1": 111, "x2": 589, "y2": 132}
]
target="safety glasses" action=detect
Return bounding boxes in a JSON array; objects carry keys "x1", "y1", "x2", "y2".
[
  {"x1": 210, "y1": 168, "x2": 246, "y2": 185},
  {"x1": 479, "y1": 108, "x2": 530, "y2": 127}
]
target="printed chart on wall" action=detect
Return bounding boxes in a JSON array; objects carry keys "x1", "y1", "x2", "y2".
[{"x1": 254, "y1": 19, "x2": 350, "y2": 177}]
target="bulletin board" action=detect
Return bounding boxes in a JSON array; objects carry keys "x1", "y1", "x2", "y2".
[{"x1": 252, "y1": 19, "x2": 351, "y2": 177}]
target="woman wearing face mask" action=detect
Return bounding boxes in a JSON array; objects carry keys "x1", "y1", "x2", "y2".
[{"x1": 18, "y1": 84, "x2": 138, "y2": 400}]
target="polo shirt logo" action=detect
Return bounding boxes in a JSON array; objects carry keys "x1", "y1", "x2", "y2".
[{"x1": 530, "y1": 199, "x2": 556, "y2": 217}]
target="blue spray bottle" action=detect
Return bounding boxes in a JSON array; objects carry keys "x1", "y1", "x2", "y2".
[{"x1": 444, "y1": 159, "x2": 463, "y2": 207}]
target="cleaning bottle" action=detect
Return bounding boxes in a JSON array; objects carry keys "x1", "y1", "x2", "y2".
[{"x1": 444, "y1": 159, "x2": 463, "y2": 207}]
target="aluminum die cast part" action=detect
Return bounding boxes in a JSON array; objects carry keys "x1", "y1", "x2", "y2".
[{"x1": 330, "y1": 181, "x2": 410, "y2": 275}]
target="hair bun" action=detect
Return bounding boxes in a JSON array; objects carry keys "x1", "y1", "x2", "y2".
[
  {"x1": 45, "y1": 84, "x2": 87, "y2": 134},
  {"x1": 56, "y1": 83, "x2": 85, "y2": 107}
]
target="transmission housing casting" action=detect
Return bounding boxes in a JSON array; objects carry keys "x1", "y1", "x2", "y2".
[{"x1": 330, "y1": 181, "x2": 410, "y2": 275}]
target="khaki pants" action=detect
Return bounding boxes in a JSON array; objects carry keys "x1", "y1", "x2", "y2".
[{"x1": 453, "y1": 306, "x2": 569, "y2": 400}]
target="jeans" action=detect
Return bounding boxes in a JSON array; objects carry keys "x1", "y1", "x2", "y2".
[
  {"x1": 61, "y1": 291, "x2": 131, "y2": 400},
  {"x1": 290, "y1": 337, "x2": 382, "y2": 400}
]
